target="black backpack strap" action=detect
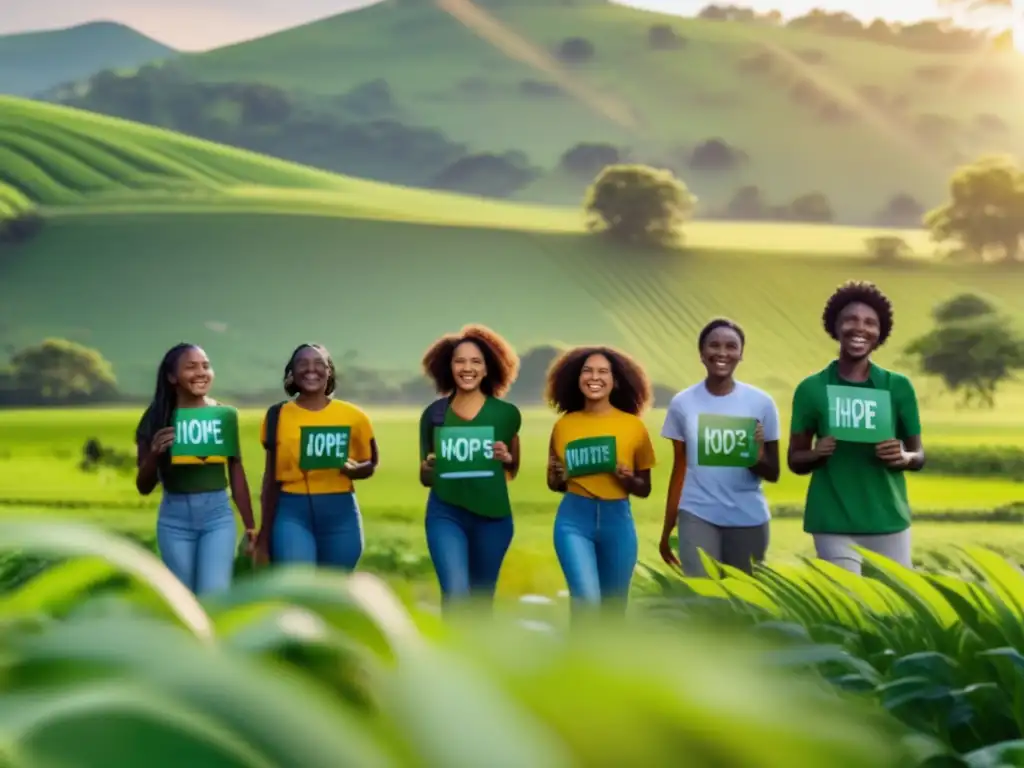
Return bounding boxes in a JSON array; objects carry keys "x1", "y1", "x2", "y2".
[
  {"x1": 425, "y1": 396, "x2": 451, "y2": 455},
  {"x1": 260, "y1": 401, "x2": 287, "y2": 564}
]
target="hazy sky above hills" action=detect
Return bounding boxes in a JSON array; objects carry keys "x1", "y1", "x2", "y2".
[{"x1": 0, "y1": 0, "x2": 973, "y2": 51}]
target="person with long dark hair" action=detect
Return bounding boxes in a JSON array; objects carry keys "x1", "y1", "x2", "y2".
[
  {"x1": 659, "y1": 319, "x2": 780, "y2": 577},
  {"x1": 418, "y1": 324, "x2": 521, "y2": 610},
  {"x1": 257, "y1": 343, "x2": 378, "y2": 569},
  {"x1": 135, "y1": 343, "x2": 256, "y2": 595},
  {"x1": 545, "y1": 346, "x2": 655, "y2": 613},
  {"x1": 789, "y1": 281, "x2": 925, "y2": 574}
]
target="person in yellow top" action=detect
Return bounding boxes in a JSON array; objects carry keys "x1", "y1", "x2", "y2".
[
  {"x1": 257, "y1": 343, "x2": 378, "y2": 568},
  {"x1": 546, "y1": 346, "x2": 656, "y2": 614}
]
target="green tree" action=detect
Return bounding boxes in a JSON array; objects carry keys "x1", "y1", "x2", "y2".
[
  {"x1": 903, "y1": 294, "x2": 1024, "y2": 407},
  {"x1": 5, "y1": 338, "x2": 117, "y2": 405},
  {"x1": 584, "y1": 164, "x2": 696, "y2": 247},
  {"x1": 924, "y1": 154, "x2": 1024, "y2": 262}
]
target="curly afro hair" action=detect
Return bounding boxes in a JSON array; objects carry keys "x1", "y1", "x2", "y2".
[
  {"x1": 822, "y1": 280, "x2": 894, "y2": 347},
  {"x1": 421, "y1": 324, "x2": 520, "y2": 397},
  {"x1": 545, "y1": 346, "x2": 652, "y2": 415},
  {"x1": 284, "y1": 343, "x2": 336, "y2": 397}
]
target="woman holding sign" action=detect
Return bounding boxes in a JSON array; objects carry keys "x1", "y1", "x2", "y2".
[
  {"x1": 546, "y1": 346, "x2": 656, "y2": 613},
  {"x1": 257, "y1": 344, "x2": 378, "y2": 570},
  {"x1": 658, "y1": 319, "x2": 781, "y2": 577},
  {"x1": 789, "y1": 281, "x2": 925, "y2": 574},
  {"x1": 418, "y1": 325, "x2": 521, "y2": 610},
  {"x1": 135, "y1": 343, "x2": 256, "y2": 595}
]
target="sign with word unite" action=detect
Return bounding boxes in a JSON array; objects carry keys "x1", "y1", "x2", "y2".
[
  {"x1": 434, "y1": 425, "x2": 498, "y2": 479},
  {"x1": 696, "y1": 414, "x2": 758, "y2": 467},
  {"x1": 172, "y1": 407, "x2": 239, "y2": 459},
  {"x1": 564, "y1": 436, "x2": 617, "y2": 478},
  {"x1": 826, "y1": 385, "x2": 894, "y2": 443},
  {"x1": 299, "y1": 426, "x2": 352, "y2": 470}
]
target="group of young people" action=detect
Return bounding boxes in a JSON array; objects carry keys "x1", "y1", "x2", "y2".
[{"x1": 135, "y1": 279, "x2": 925, "y2": 613}]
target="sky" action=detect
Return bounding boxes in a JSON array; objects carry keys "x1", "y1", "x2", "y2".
[{"x1": 0, "y1": 0, "x2": 1004, "y2": 51}]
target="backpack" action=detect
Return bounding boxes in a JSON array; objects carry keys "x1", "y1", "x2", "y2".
[
  {"x1": 259, "y1": 400, "x2": 287, "y2": 564},
  {"x1": 423, "y1": 396, "x2": 451, "y2": 455}
]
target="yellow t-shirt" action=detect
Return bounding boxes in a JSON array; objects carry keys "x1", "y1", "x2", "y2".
[
  {"x1": 550, "y1": 408, "x2": 656, "y2": 500},
  {"x1": 260, "y1": 399, "x2": 375, "y2": 495}
]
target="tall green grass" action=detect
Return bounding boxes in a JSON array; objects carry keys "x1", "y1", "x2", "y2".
[{"x1": 0, "y1": 518, "x2": 926, "y2": 767}]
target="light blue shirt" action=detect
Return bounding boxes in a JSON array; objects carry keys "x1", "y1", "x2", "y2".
[{"x1": 660, "y1": 381, "x2": 780, "y2": 527}]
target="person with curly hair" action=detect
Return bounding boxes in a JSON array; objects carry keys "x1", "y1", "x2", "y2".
[
  {"x1": 256, "y1": 343, "x2": 378, "y2": 569},
  {"x1": 658, "y1": 319, "x2": 781, "y2": 577},
  {"x1": 546, "y1": 346, "x2": 656, "y2": 612},
  {"x1": 789, "y1": 281, "x2": 925, "y2": 574},
  {"x1": 418, "y1": 324, "x2": 522, "y2": 609}
]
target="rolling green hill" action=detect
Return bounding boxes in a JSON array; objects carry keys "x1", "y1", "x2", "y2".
[
  {"x1": 0, "y1": 22, "x2": 175, "y2": 97},
  {"x1": 2, "y1": 95, "x2": 1023, "y2": 400},
  {"x1": 167, "y1": 0, "x2": 1024, "y2": 218}
]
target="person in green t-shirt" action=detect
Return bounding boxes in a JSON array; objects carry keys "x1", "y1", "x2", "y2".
[
  {"x1": 417, "y1": 324, "x2": 523, "y2": 611},
  {"x1": 135, "y1": 343, "x2": 257, "y2": 595},
  {"x1": 788, "y1": 281, "x2": 926, "y2": 574}
]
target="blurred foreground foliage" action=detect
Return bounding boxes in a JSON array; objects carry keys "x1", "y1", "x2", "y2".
[{"x1": 0, "y1": 520, "x2": 1022, "y2": 765}]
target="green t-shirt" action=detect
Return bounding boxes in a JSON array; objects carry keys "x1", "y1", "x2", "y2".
[
  {"x1": 790, "y1": 361, "x2": 921, "y2": 535},
  {"x1": 136, "y1": 405, "x2": 230, "y2": 495},
  {"x1": 419, "y1": 396, "x2": 522, "y2": 519}
]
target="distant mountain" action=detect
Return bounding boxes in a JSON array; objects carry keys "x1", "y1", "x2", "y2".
[{"x1": 0, "y1": 21, "x2": 176, "y2": 96}]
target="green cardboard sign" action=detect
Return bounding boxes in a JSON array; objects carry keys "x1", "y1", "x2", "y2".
[
  {"x1": 564, "y1": 436, "x2": 617, "y2": 477},
  {"x1": 299, "y1": 426, "x2": 351, "y2": 470},
  {"x1": 696, "y1": 414, "x2": 758, "y2": 467},
  {"x1": 172, "y1": 407, "x2": 239, "y2": 459},
  {"x1": 826, "y1": 385, "x2": 894, "y2": 443},
  {"x1": 434, "y1": 425, "x2": 499, "y2": 479}
]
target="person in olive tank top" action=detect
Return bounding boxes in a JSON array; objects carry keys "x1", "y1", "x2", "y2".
[
  {"x1": 788, "y1": 281, "x2": 926, "y2": 574},
  {"x1": 418, "y1": 324, "x2": 522, "y2": 612},
  {"x1": 135, "y1": 344, "x2": 257, "y2": 595}
]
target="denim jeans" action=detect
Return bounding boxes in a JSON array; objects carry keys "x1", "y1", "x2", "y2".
[
  {"x1": 553, "y1": 492, "x2": 638, "y2": 611},
  {"x1": 271, "y1": 491, "x2": 364, "y2": 570},
  {"x1": 157, "y1": 489, "x2": 237, "y2": 596},
  {"x1": 425, "y1": 491, "x2": 514, "y2": 608}
]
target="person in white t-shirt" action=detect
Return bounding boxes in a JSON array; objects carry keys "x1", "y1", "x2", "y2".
[{"x1": 658, "y1": 318, "x2": 781, "y2": 576}]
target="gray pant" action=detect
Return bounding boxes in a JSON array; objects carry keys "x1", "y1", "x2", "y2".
[
  {"x1": 678, "y1": 510, "x2": 770, "y2": 577},
  {"x1": 812, "y1": 530, "x2": 912, "y2": 575}
]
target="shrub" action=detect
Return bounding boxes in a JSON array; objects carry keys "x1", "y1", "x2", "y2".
[
  {"x1": 876, "y1": 193, "x2": 924, "y2": 227},
  {"x1": 559, "y1": 142, "x2": 623, "y2": 178},
  {"x1": 584, "y1": 164, "x2": 697, "y2": 247},
  {"x1": 556, "y1": 37, "x2": 595, "y2": 62},
  {"x1": 688, "y1": 138, "x2": 746, "y2": 172},
  {"x1": 865, "y1": 235, "x2": 911, "y2": 262},
  {"x1": 0, "y1": 209, "x2": 44, "y2": 245},
  {"x1": 786, "y1": 191, "x2": 833, "y2": 222},
  {"x1": 648, "y1": 24, "x2": 686, "y2": 50},
  {"x1": 922, "y1": 445, "x2": 1024, "y2": 480}
]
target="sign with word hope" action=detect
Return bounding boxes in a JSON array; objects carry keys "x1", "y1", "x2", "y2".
[
  {"x1": 826, "y1": 386, "x2": 894, "y2": 443},
  {"x1": 299, "y1": 426, "x2": 351, "y2": 470},
  {"x1": 696, "y1": 414, "x2": 757, "y2": 467},
  {"x1": 564, "y1": 436, "x2": 617, "y2": 478},
  {"x1": 434, "y1": 426, "x2": 498, "y2": 480},
  {"x1": 173, "y1": 407, "x2": 239, "y2": 459}
]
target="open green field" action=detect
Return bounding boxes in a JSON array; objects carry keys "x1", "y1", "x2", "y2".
[
  {"x1": 3, "y1": 95, "x2": 1024, "y2": 396},
  {"x1": 171, "y1": 0, "x2": 1024, "y2": 215},
  {"x1": 1, "y1": 406, "x2": 1021, "y2": 600}
]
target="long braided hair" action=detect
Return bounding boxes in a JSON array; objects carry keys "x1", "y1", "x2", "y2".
[{"x1": 135, "y1": 343, "x2": 198, "y2": 475}]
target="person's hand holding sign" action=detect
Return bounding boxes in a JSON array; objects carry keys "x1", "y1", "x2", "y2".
[
  {"x1": 813, "y1": 435, "x2": 836, "y2": 459},
  {"x1": 422, "y1": 452, "x2": 435, "y2": 472},
  {"x1": 548, "y1": 455, "x2": 566, "y2": 483},
  {"x1": 875, "y1": 438, "x2": 908, "y2": 468},
  {"x1": 493, "y1": 441, "x2": 513, "y2": 466},
  {"x1": 339, "y1": 457, "x2": 364, "y2": 477},
  {"x1": 151, "y1": 427, "x2": 176, "y2": 455}
]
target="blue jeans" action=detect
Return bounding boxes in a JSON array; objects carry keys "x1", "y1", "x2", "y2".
[
  {"x1": 553, "y1": 493, "x2": 638, "y2": 610},
  {"x1": 157, "y1": 489, "x2": 237, "y2": 596},
  {"x1": 272, "y1": 491, "x2": 364, "y2": 570},
  {"x1": 425, "y1": 491, "x2": 514, "y2": 607}
]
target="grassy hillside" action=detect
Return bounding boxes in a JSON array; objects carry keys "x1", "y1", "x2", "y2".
[
  {"x1": 0, "y1": 22, "x2": 175, "y2": 97},
  {"x1": 172, "y1": 0, "x2": 1024, "y2": 218},
  {"x1": 2, "y1": 95, "x2": 1023, "y2": 397}
]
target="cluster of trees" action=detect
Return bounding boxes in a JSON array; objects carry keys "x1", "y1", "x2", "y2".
[
  {"x1": 0, "y1": 207, "x2": 43, "y2": 247},
  {"x1": 699, "y1": 4, "x2": 998, "y2": 52}
]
